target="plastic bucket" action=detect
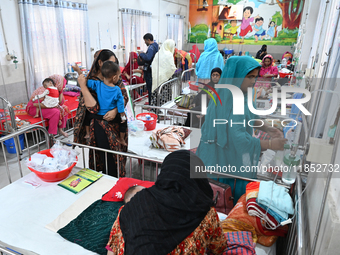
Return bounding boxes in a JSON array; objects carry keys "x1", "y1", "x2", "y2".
[
  {"x1": 3, "y1": 134, "x2": 24, "y2": 154},
  {"x1": 136, "y1": 113, "x2": 158, "y2": 131}
]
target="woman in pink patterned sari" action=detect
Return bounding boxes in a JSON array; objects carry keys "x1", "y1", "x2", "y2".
[{"x1": 26, "y1": 74, "x2": 69, "y2": 137}]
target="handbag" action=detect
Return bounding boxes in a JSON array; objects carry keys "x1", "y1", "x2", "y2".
[
  {"x1": 209, "y1": 178, "x2": 234, "y2": 215},
  {"x1": 175, "y1": 94, "x2": 196, "y2": 109}
]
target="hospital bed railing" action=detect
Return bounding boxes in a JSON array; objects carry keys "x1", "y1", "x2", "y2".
[
  {"x1": 139, "y1": 105, "x2": 204, "y2": 127},
  {"x1": 0, "y1": 96, "x2": 17, "y2": 135},
  {"x1": 126, "y1": 82, "x2": 148, "y2": 110},
  {"x1": 156, "y1": 78, "x2": 180, "y2": 107},
  {"x1": 0, "y1": 125, "x2": 50, "y2": 185},
  {"x1": 180, "y1": 68, "x2": 197, "y2": 91},
  {"x1": 57, "y1": 139, "x2": 163, "y2": 181}
]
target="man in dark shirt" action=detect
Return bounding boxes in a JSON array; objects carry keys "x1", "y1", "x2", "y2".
[{"x1": 139, "y1": 33, "x2": 159, "y2": 105}]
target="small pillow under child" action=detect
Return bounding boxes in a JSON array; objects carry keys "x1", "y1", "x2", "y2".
[{"x1": 102, "y1": 177, "x2": 155, "y2": 202}]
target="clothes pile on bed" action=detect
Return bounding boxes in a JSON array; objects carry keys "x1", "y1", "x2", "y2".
[
  {"x1": 221, "y1": 180, "x2": 294, "y2": 250},
  {"x1": 63, "y1": 84, "x2": 81, "y2": 97},
  {"x1": 149, "y1": 126, "x2": 192, "y2": 152}
]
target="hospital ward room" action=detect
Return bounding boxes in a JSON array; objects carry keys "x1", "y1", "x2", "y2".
[{"x1": 1, "y1": 0, "x2": 340, "y2": 254}]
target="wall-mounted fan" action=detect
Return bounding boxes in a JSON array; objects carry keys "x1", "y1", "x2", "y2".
[{"x1": 257, "y1": 0, "x2": 293, "y2": 5}]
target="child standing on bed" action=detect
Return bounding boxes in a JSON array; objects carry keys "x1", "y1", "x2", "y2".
[
  {"x1": 78, "y1": 61, "x2": 127, "y2": 146},
  {"x1": 33, "y1": 78, "x2": 62, "y2": 126}
]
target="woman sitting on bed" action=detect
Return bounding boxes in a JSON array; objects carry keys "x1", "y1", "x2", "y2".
[
  {"x1": 26, "y1": 74, "x2": 69, "y2": 137},
  {"x1": 106, "y1": 150, "x2": 227, "y2": 255},
  {"x1": 121, "y1": 52, "x2": 144, "y2": 85}
]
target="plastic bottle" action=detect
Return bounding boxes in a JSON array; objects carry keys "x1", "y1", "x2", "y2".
[
  {"x1": 67, "y1": 63, "x2": 72, "y2": 73},
  {"x1": 282, "y1": 144, "x2": 300, "y2": 184}
]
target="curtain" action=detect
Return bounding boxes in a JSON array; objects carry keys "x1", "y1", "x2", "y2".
[
  {"x1": 18, "y1": 0, "x2": 91, "y2": 96},
  {"x1": 167, "y1": 14, "x2": 184, "y2": 50},
  {"x1": 121, "y1": 8, "x2": 152, "y2": 64}
]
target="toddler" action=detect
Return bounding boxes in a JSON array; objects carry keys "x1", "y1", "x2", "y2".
[
  {"x1": 78, "y1": 61, "x2": 127, "y2": 146},
  {"x1": 124, "y1": 185, "x2": 145, "y2": 204},
  {"x1": 33, "y1": 78, "x2": 63, "y2": 128}
]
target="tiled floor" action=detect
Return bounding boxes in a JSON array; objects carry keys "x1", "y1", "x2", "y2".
[{"x1": 0, "y1": 97, "x2": 158, "y2": 189}]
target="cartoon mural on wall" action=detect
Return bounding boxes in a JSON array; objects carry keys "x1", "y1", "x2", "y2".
[{"x1": 189, "y1": 0, "x2": 304, "y2": 45}]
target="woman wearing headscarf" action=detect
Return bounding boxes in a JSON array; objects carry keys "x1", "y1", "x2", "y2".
[
  {"x1": 255, "y1": 45, "x2": 267, "y2": 60},
  {"x1": 196, "y1": 56, "x2": 286, "y2": 203},
  {"x1": 189, "y1": 44, "x2": 201, "y2": 63},
  {"x1": 255, "y1": 54, "x2": 279, "y2": 97},
  {"x1": 150, "y1": 39, "x2": 177, "y2": 106},
  {"x1": 195, "y1": 38, "x2": 224, "y2": 84},
  {"x1": 73, "y1": 49, "x2": 128, "y2": 177},
  {"x1": 184, "y1": 67, "x2": 222, "y2": 128},
  {"x1": 106, "y1": 150, "x2": 227, "y2": 255},
  {"x1": 121, "y1": 52, "x2": 144, "y2": 85},
  {"x1": 26, "y1": 74, "x2": 69, "y2": 137}
]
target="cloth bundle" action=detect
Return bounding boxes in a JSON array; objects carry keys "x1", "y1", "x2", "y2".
[
  {"x1": 246, "y1": 181, "x2": 295, "y2": 230},
  {"x1": 149, "y1": 126, "x2": 191, "y2": 152},
  {"x1": 246, "y1": 182, "x2": 279, "y2": 230},
  {"x1": 257, "y1": 181, "x2": 294, "y2": 221}
]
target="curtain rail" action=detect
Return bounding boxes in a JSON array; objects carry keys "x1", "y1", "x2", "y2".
[{"x1": 119, "y1": 8, "x2": 152, "y2": 16}]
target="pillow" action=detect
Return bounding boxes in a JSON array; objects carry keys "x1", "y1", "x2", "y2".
[{"x1": 102, "y1": 177, "x2": 155, "y2": 202}]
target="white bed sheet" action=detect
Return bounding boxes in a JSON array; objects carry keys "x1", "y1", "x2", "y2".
[
  {"x1": 255, "y1": 242, "x2": 277, "y2": 255},
  {"x1": 128, "y1": 123, "x2": 201, "y2": 161},
  {"x1": 0, "y1": 171, "x2": 118, "y2": 255}
]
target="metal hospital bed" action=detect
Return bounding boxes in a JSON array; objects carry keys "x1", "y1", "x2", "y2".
[{"x1": 0, "y1": 126, "x2": 308, "y2": 255}]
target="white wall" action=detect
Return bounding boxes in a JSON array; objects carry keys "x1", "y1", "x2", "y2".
[
  {"x1": 0, "y1": 0, "x2": 27, "y2": 104},
  {"x1": 87, "y1": 0, "x2": 189, "y2": 65}
]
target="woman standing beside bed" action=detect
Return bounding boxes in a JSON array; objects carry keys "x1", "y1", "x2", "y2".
[
  {"x1": 106, "y1": 150, "x2": 227, "y2": 255},
  {"x1": 197, "y1": 56, "x2": 287, "y2": 203},
  {"x1": 73, "y1": 49, "x2": 128, "y2": 177}
]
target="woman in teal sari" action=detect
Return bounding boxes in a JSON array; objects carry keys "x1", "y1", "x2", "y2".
[{"x1": 197, "y1": 56, "x2": 286, "y2": 203}]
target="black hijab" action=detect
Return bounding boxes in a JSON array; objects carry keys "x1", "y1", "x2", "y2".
[
  {"x1": 119, "y1": 150, "x2": 213, "y2": 255},
  {"x1": 206, "y1": 67, "x2": 222, "y2": 89},
  {"x1": 256, "y1": 45, "x2": 267, "y2": 60}
]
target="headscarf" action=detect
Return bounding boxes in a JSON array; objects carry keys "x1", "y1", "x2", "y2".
[
  {"x1": 282, "y1": 51, "x2": 293, "y2": 60},
  {"x1": 174, "y1": 48, "x2": 192, "y2": 69},
  {"x1": 29, "y1": 74, "x2": 66, "y2": 102},
  {"x1": 195, "y1": 38, "x2": 224, "y2": 79},
  {"x1": 189, "y1": 44, "x2": 201, "y2": 62},
  {"x1": 123, "y1": 52, "x2": 138, "y2": 76},
  {"x1": 119, "y1": 150, "x2": 214, "y2": 255},
  {"x1": 197, "y1": 57, "x2": 261, "y2": 200},
  {"x1": 255, "y1": 45, "x2": 267, "y2": 60},
  {"x1": 151, "y1": 39, "x2": 176, "y2": 92},
  {"x1": 192, "y1": 67, "x2": 223, "y2": 109},
  {"x1": 261, "y1": 54, "x2": 274, "y2": 67}
]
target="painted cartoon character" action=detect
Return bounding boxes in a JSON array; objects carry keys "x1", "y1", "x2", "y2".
[
  {"x1": 254, "y1": 17, "x2": 266, "y2": 42},
  {"x1": 267, "y1": 21, "x2": 277, "y2": 42},
  {"x1": 228, "y1": 20, "x2": 240, "y2": 43},
  {"x1": 69, "y1": 178, "x2": 82, "y2": 188},
  {"x1": 239, "y1": 6, "x2": 260, "y2": 43}
]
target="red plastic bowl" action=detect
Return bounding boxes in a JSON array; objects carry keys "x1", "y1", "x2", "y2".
[
  {"x1": 279, "y1": 72, "x2": 292, "y2": 78},
  {"x1": 28, "y1": 149, "x2": 77, "y2": 182},
  {"x1": 136, "y1": 113, "x2": 158, "y2": 131}
]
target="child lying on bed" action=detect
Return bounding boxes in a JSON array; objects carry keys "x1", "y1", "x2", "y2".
[
  {"x1": 33, "y1": 78, "x2": 63, "y2": 127},
  {"x1": 124, "y1": 185, "x2": 145, "y2": 203},
  {"x1": 78, "y1": 61, "x2": 127, "y2": 146}
]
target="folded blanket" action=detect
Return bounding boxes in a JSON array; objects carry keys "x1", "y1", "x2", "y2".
[
  {"x1": 246, "y1": 182, "x2": 279, "y2": 230},
  {"x1": 224, "y1": 231, "x2": 256, "y2": 255},
  {"x1": 257, "y1": 181, "x2": 294, "y2": 220},
  {"x1": 57, "y1": 200, "x2": 123, "y2": 255}
]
